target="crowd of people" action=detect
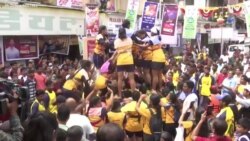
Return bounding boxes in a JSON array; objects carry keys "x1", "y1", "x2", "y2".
[{"x1": 0, "y1": 19, "x2": 250, "y2": 141}]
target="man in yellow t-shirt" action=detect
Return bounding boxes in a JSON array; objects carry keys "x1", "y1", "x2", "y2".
[
  {"x1": 62, "y1": 78, "x2": 81, "y2": 102},
  {"x1": 198, "y1": 66, "x2": 214, "y2": 107}
]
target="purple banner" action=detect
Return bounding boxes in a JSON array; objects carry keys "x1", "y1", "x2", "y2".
[
  {"x1": 141, "y1": 2, "x2": 158, "y2": 32},
  {"x1": 161, "y1": 5, "x2": 178, "y2": 36}
]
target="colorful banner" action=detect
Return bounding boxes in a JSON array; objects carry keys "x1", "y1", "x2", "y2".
[
  {"x1": 125, "y1": 0, "x2": 140, "y2": 29},
  {"x1": 85, "y1": 4, "x2": 99, "y2": 37},
  {"x1": 161, "y1": 4, "x2": 178, "y2": 36},
  {"x1": 39, "y1": 36, "x2": 70, "y2": 56},
  {"x1": 78, "y1": 35, "x2": 85, "y2": 55},
  {"x1": 141, "y1": 1, "x2": 158, "y2": 32},
  {"x1": 0, "y1": 36, "x2": 4, "y2": 66},
  {"x1": 245, "y1": 1, "x2": 250, "y2": 37},
  {"x1": 57, "y1": 0, "x2": 84, "y2": 9},
  {"x1": 161, "y1": 4, "x2": 179, "y2": 45},
  {"x1": 182, "y1": 6, "x2": 198, "y2": 39},
  {"x1": 3, "y1": 36, "x2": 38, "y2": 61},
  {"x1": 87, "y1": 38, "x2": 96, "y2": 59}
]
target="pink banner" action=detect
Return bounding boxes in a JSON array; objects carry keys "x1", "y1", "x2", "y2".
[
  {"x1": 85, "y1": 4, "x2": 99, "y2": 37},
  {"x1": 87, "y1": 38, "x2": 96, "y2": 59}
]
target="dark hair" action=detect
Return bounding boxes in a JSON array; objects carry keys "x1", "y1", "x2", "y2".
[
  {"x1": 122, "y1": 90, "x2": 132, "y2": 98},
  {"x1": 96, "y1": 123, "x2": 125, "y2": 141},
  {"x1": 23, "y1": 112, "x2": 58, "y2": 141},
  {"x1": 222, "y1": 95, "x2": 232, "y2": 106},
  {"x1": 161, "y1": 131, "x2": 173, "y2": 141},
  {"x1": 46, "y1": 79, "x2": 53, "y2": 87},
  {"x1": 98, "y1": 25, "x2": 107, "y2": 34},
  {"x1": 238, "y1": 118, "x2": 250, "y2": 130},
  {"x1": 150, "y1": 94, "x2": 161, "y2": 118},
  {"x1": 132, "y1": 90, "x2": 141, "y2": 101},
  {"x1": 169, "y1": 92, "x2": 177, "y2": 104},
  {"x1": 241, "y1": 75, "x2": 249, "y2": 83},
  {"x1": 118, "y1": 28, "x2": 127, "y2": 40},
  {"x1": 57, "y1": 104, "x2": 70, "y2": 122},
  {"x1": 56, "y1": 128, "x2": 67, "y2": 141},
  {"x1": 111, "y1": 99, "x2": 121, "y2": 112},
  {"x1": 161, "y1": 87, "x2": 171, "y2": 97},
  {"x1": 139, "y1": 85, "x2": 148, "y2": 94},
  {"x1": 184, "y1": 80, "x2": 195, "y2": 90},
  {"x1": 67, "y1": 126, "x2": 83, "y2": 141},
  {"x1": 122, "y1": 19, "x2": 130, "y2": 28},
  {"x1": 80, "y1": 60, "x2": 92, "y2": 70},
  {"x1": 212, "y1": 119, "x2": 228, "y2": 136},
  {"x1": 86, "y1": 96, "x2": 101, "y2": 116},
  {"x1": 36, "y1": 90, "x2": 45, "y2": 97}
]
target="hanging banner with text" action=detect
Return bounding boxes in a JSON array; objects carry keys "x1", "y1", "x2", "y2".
[
  {"x1": 182, "y1": 6, "x2": 198, "y2": 39},
  {"x1": 87, "y1": 38, "x2": 96, "y2": 60},
  {"x1": 0, "y1": 37, "x2": 4, "y2": 66},
  {"x1": 125, "y1": 0, "x2": 140, "y2": 29},
  {"x1": 57, "y1": 0, "x2": 84, "y2": 9},
  {"x1": 141, "y1": 1, "x2": 158, "y2": 32},
  {"x1": 245, "y1": 1, "x2": 250, "y2": 37},
  {"x1": 85, "y1": 4, "x2": 99, "y2": 37},
  {"x1": 4, "y1": 36, "x2": 38, "y2": 61},
  {"x1": 161, "y1": 4, "x2": 179, "y2": 45}
]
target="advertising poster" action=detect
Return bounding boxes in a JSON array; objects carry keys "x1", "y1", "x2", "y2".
[
  {"x1": 245, "y1": 1, "x2": 250, "y2": 37},
  {"x1": 0, "y1": 36, "x2": 3, "y2": 66},
  {"x1": 87, "y1": 38, "x2": 96, "y2": 59},
  {"x1": 161, "y1": 4, "x2": 179, "y2": 45},
  {"x1": 141, "y1": 1, "x2": 158, "y2": 32},
  {"x1": 57, "y1": 0, "x2": 84, "y2": 9},
  {"x1": 108, "y1": 15, "x2": 125, "y2": 34},
  {"x1": 182, "y1": 6, "x2": 198, "y2": 39},
  {"x1": 85, "y1": 4, "x2": 99, "y2": 37},
  {"x1": 39, "y1": 36, "x2": 70, "y2": 55},
  {"x1": 106, "y1": 0, "x2": 116, "y2": 12},
  {"x1": 161, "y1": 4, "x2": 178, "y2": 36},
  {"x1": 3, "y1": 36, "x2": 38, "y2": 61},
  {"x1": 125, "y1": 0, "x2": 140, "y2": 29}
]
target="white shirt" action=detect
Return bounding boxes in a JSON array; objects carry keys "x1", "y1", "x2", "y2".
[
  {"x1": 222, "y1": 77, "x2": 237, "y2": 94},
  {"x1": 18, "y1": 75, "x2": 28, "y2": 82},
  {"x1": 236, "y1": 95, "x2": 250, "y2": 108},
  {"x1": 182, "y1": 93, "x2": 198, "y2": 121},
  {"x1": 66, "y1": 114, "x2": 95, "y2": 141},
  {"x1": 220, "y1": 55, "x2": 229, "y2": 64},
  {"x1": 5, "y1": 46, "x2": 20, "y2": 60}
]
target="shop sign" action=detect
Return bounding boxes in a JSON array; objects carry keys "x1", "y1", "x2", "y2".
[{"x1": 0, "y1": 7, "x2": 84, "y2": 35}]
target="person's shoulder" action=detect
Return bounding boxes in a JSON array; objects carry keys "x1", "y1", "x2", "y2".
[{"x1": 96, "y1": 34, "x2": 104, "y2": 40}]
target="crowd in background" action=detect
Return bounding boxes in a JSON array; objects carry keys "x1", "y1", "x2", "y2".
[{"x1": 0, "y1": 20, "x2": 250, "y2": 141}]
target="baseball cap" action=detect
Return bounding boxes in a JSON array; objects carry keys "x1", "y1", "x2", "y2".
[{"x1": 100, "y1": 61, "x2": 110, "y2": 74}]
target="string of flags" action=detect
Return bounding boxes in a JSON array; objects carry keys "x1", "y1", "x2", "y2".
[{"x1": 179, "y1": 3, "x2": 245, "y2": 18}]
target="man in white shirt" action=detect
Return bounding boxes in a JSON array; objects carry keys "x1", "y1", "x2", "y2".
[
  {"x1": 236, "y1": 85, "x2": 250, "y2": 108},
  {"x1": 5, "y1": 39, "x2": 20, "y2": 60},
  {"x1": 221, "y1": 70, "x2": 237, "y2": 95},
  {"x1": 65, "y1": 98, "x2": 95, "y2": 141},
  {"x1": 179, "y1": 81, "x2": 198, "y2": 123}
]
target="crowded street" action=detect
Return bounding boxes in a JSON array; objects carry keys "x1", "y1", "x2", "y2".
[{"x1": 0, "y1": 0, "x2": 250, "y2": 141}]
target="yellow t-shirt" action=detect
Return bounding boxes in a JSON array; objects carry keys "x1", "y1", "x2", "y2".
[
  {"x1": 94, "y1": 34, "x2": 106, "y2": 55},
  {"x1": 200, "y1": 75, "x2": 212, "y2": 97},
  {"x1": 115, "y1": 38, "x2": 134, "y2": 66},
  {"x1": 137, "y1": 107, "x2": 164, "y2": 135},
  {"x1": 121, "y1": 101, "x2": 147, "y2": 132},
  {"x1": 95, "y1": 75, "x2": 107, "y2": 90},
  {"x1": 142, "y1": 49, "x2": 152, "y2": 61},
  {"x1": 151, "y1": 45, "x2": 165, "y2": 63},
  {"x1": 63, "y1": 79, "x2": 77, "y2": 91},
  {"x1": 237, "y1": 84, "x2": 245, "y2": 94},
  {"x1": 173, "y1": 71, "x2": 180, "y2": 87},
  {"x1": 45, "y1": 90, "x2": 57, "y2": 114},
  {"x1": 162, "y1": 105, "x2": 175, "y2": 124},
  {"x1": 107, "y1": 111, "x2": 126, "y2": 129}
]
